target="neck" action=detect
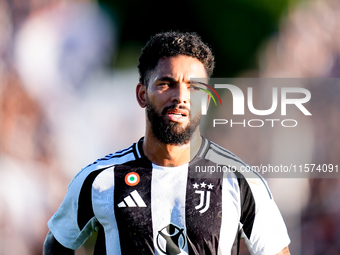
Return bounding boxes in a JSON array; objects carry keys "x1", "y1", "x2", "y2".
[{"x1": 142, "y1": 129, "x2": 202, "y2": 167}]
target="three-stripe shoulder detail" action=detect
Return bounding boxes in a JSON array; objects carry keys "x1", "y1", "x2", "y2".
[
  {"x1": 83, "y1": 145, "x2": 137, "y2": 170},
  {"x1": 210, "y1": 142, "x2": 247, "y2": 165},
  {"x1": 236, "y1": 175, "x2": 256, "y2": 240},
  {"x1": 201, "y1": 140, "x2": 248, "y2": 168}
]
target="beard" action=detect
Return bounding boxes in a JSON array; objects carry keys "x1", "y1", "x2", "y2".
[{"x1": 146, "y1": 97, "x2": 201, "y2": 145}]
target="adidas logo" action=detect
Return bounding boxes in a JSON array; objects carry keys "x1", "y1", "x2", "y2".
[{"x1": 117, "y1": 190, "x2": 147, "y2": 208}]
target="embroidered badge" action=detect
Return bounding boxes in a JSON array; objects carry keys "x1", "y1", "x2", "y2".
[{"x1": 125, "y1": 172, "x2": 140, "y2": 186}]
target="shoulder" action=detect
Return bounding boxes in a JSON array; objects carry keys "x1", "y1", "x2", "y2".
[
  {"x1": 70, "y1": 141, "x2": 141, "y2": 187},
  {"x1": 199, "y1": 138, "x2": 290, "y2": 251},
  {"x1": 83, "y1": 143, "x2": 138, "y2": 174},
  {"x1": 57, "y1": 141, "x2": 142, "y2": 227},
  {"x1": 198, "y1": 138, "x2": 248, "y2": 169},
  {"x1": 199, "y1": 137, "x2": 272, "y2": 199}
]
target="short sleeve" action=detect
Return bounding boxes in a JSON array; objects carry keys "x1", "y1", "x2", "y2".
[
  {"x1": 240, "y1": 176, "x2": 290, "y2": 255},
  {"x1": 48, "y1": 167, "x2": 102, "y2": 250}
]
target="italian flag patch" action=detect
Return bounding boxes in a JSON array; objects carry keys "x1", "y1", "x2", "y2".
[{"x1": 125, "y1": 172, "x2": 140, "y2": 186}]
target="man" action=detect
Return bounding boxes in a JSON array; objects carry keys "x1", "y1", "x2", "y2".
[{"x1": 44, "y1": 31, "x2": 291, "y2": 255}]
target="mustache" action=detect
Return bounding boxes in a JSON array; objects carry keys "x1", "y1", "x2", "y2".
[{"x1": 161, "y1": 105, "x2": 190, "y2": 115}]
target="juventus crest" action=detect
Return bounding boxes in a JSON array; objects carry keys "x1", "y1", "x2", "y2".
[{"x1": 193, "y1": 182, "x2": 214, "y2": 214}]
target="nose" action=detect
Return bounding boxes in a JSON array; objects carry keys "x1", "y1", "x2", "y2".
[{"x1": 171, "y1": 83, "x2": 189, "y2": 104}]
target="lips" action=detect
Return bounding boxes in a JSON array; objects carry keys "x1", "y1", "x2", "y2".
[
  {"x1": 167, "y1": 109, "x2": 188, "y2": 117},
  {"x1": 165, "y1": 108, "x2": 189, "y2": 122}
]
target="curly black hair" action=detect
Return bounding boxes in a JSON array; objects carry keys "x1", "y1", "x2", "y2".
[{"x1": 138, "y1": 31, "x2": 215, "y2": 86}]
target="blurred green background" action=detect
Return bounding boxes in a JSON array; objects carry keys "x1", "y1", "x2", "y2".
[
  {"x1": 1, "y1": 0, "x2": 340, "y2": 255},
  {"x1": 100, "y1": 0, "x2": 295, "y2": 75}
]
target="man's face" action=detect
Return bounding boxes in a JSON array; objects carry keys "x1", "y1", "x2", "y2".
[{"x1": 145, "y1": 55, "x2": 208, "y2": 145}]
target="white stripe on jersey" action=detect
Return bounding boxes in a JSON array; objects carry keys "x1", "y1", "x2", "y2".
[
  {"x1": 92, "y1": 167, "x2": 122, "y2": 255},
  {"x1": 218, "y1": 172, "x2": 241, "y2": 254},
  {"x1": 151, "y1": 163, "x2": 189, "y2": 255}
]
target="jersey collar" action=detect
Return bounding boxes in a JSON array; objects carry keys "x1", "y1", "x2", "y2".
[{"x1": 135, "y1": 137, "x2": 210, "y2": 166}]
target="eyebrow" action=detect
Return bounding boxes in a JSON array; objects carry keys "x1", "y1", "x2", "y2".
[
  {"x1": 157, "y1": 76, "x2": 178, "y2": 83},
  {"x1": 157, "y1": 76, "x2": 195, "y2": 84}
]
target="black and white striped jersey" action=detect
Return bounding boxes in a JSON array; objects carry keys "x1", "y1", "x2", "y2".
[{"x1": 48, "y1": 137, "x2": 290, "y2": 255}]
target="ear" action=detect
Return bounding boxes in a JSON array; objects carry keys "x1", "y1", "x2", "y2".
[{"x1": 136, "y1": 83, "x2": 147, "y2": 108}]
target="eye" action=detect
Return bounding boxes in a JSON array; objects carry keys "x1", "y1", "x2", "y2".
[{"x1": 158, "y1": 82, "x2": 173, "y2": 88}]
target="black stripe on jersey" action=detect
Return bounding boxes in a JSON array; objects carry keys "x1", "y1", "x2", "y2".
[
  {"x1": 186, "y1": 157, "x2": 224, "y2": 255},
  {"x1": 94, "y1": 224, "x2": 107, "y2": 255},
  {"x1": 114, "y1": 159, "x2": 154, "y2": 254},
  {"x1": 235, "y1": 173, "x2": 255, "y2": 240},
  {"x1": 78, "y1": 167, "x2": 111, "y2": 230}
]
